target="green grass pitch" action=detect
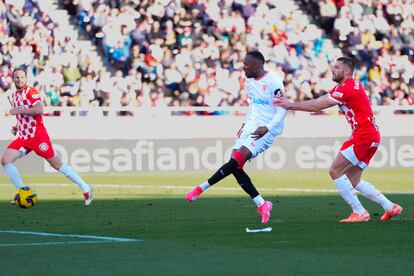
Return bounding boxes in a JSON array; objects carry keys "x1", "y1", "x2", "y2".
[{"x1": 0, "y1": 168, "x2": 413, "y2": 275}]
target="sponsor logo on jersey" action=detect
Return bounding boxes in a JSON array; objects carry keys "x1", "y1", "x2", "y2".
[
  {"x1": 332, "y1": 91, "x2": 343, "y2": 98},
  {"x1": 370, "y1": 142, "x2": 379, "y2": 148},
  {"x1": 39, "y1": 142, "x2": 49, "y2": 152},
  {"x1": 252, "y1": 98, "x2": 270, "y2": 105},
  {"x1": 32, "y1": 93, "x2": 41, "y2": 99}
]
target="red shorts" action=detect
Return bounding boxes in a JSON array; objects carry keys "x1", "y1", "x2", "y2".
[
  {"x1": 7, "y1": 130, "x2": 55, "y2": 159},
  {"x1": 340, "y1": 131, "x2": 380, "y2": 169}
]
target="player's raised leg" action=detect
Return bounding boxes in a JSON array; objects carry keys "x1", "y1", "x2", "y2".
[
  {"x1": 1, "y1": 148, "x2": 24, "y2": 189},
  {"x1": 329, "y1": 154, "x2": 369, "y2": 222},
  {"x1": 233, "y1": 168, "x2": 272, "y2": 223},
  {"x1": 46, "y1": 155, "x2": 93, "y2": 206},
  {"x1": 186, "y1": 149, "x2": 247, "y2": 203}
]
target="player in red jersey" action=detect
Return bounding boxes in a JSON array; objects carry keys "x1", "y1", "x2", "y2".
[
  {"x1": 274, "y1": 57, "x2": 402, "y2": 222},
  {"x1": 1, "y1": 68, "x2": 93, "y2": 206}
]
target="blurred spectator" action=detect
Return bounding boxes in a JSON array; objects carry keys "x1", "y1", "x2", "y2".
[
  {"x1": 303, "y1": 0, "x2": 414, "y2": 109},
  {"x1": 0, "y1": 0, "x2": 110, "y2": 115},
  {"x1": 2, "y1": 0, "x2": 413, "y2": 116}
]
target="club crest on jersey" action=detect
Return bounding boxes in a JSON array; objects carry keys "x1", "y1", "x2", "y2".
[
  {"x1": 39, "y1": 142, "x2": 49, "y2": 152},
  {"x1": 274, "y1": 88, "x2": 284, "y2": 97},
  {"x1": 333, "y1": 91, "x2": 343, "y2": 98},
  {"x1": 262, "y1": 85, "x2": 268, "y2": 92},
  {"x1": 14, "y1": 94, "x2": 26, "y2": 102}
]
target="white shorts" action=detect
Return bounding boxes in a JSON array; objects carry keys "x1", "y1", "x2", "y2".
[{"x1": 232, "y1": 123, "x2": 277, "y2": 159}]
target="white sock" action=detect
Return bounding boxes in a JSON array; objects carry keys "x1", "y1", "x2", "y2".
[
  {"x1": 334, "y1": 175, "x2": 366, "y2": 214},
  {"x1": 59, "y1": 164, "x2": 90, "y2": 192},
  {"x1": 355, "y1": 179, "x2": 394, "y2": 212},
  {"x1": 253, "y1": 195, "x2": 265, "y2": 207},
  {"x1": 3, "y1": 163, "x2": 24, "y2": 188},
  {"x1": 199, "y1": 181, "x2": 210, "y2": 192}
]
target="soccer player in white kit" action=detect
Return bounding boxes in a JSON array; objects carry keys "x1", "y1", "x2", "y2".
[{"x1": 186, "y1": 51, "x2": 287, "y2": 224}]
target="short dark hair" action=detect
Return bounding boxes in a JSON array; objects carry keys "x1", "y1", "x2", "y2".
[
  {"x1": 246, "y1": 51, "x2": 265, "y2": 64},
  {"x1": 12, "y1": 67, "x2": 27, "y2": 76},
  {"x1": 337, "y1": 57, "x2": 356, "y2": 72}
]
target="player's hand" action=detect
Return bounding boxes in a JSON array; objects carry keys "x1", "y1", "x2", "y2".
[
  {"x1": 236, "y1": 123, "x2": 245, "y2": 138},
  {"x1": 251, "y1": 126, "x2": 268, "y2": 140},
  {"x1": 8, "y1": 108, "x2": 20, "y2": 116},
  {"x1": 273, "y1": 96, "x2": 290, "y2": 109},
  {"x1": 11, "y1": 125, "x2": 18, "y2": 136}
]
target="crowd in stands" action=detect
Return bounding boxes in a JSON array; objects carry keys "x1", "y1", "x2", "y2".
[
  {"x1": 70, "y1": 0, "x2": 414, "y2": 110},
  {"x1": 303, "y1": 0, "x2": 414, "y2": 107},
  {"x1": 0, "y1": 0, "x2": 109, "y2": 111},
  {"x1": 69, "y1": 0, "x2": 341, "y2": 111},
  {"x1": 1, "y1": 0, "x2": 413, "y2": 115}
]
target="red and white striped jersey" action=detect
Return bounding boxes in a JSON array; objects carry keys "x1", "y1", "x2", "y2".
[{"x1": 11, "y1": 86, "x2": 46, "y2": 140}]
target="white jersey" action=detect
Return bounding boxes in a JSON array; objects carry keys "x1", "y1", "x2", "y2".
[{"x1": 244, "y1": 71, "x2": 287, "y2": 135}]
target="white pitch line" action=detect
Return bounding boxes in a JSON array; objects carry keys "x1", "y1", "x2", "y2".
[
  {"x1": 0, "y1": 240, "x2": 127, "y2": 247},
  {"x1": 0, "y1": 183, "x2": 413, "y2": 194},
  {"x1": 0, "y1": 230, "x2": 140, "y2": 243},
  {"x1": 0, "y1": 183, "x2": 338, "y2": 193}
]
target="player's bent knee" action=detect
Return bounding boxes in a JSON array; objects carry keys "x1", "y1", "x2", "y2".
[
  {"x1": 232, "y1": 151, "x2": 246, "y2": 169},
  {"x1": 51, "y1": 162, "x2": 62, "y2": 171},
  {"x1": 46, "y1": 157, "x2": 63, "y2": 171},
  {"x1": 329, "y1": 167, "x2": 340, "y2": 180},
  {"x1": 1, "y1": 155, "x2": 13, "y2": 166},
  {"x1": 1, "y1": 149, "x2": 21, "y2": 165}
]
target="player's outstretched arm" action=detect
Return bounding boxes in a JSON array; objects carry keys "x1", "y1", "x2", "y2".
[
  {"x1": 9, "y1": 102, "x2": 43, "y2": 116},
  {"x1": 273, "y1": 95, "x2": 336, "y2": 112}
]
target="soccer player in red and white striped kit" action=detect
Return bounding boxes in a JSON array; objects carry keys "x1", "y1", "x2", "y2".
[
  {"x1": 1, "y1": 68, "x2": 93, "y2": 206},
  {"x1": 275, "y1": 57, "x2": 402, "y2": 222}
]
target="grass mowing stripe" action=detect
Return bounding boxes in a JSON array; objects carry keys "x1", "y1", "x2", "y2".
[{"x1": 1, "y1": 183, "x2": 413, "y2": 194}]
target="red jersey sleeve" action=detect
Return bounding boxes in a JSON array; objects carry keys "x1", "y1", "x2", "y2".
[
  {"x1": 27, "y1": 87, "x2": 43, "y2": 107},
  {"x1": 328, "y1": 83, "x2": 349, "y2": 104}
]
